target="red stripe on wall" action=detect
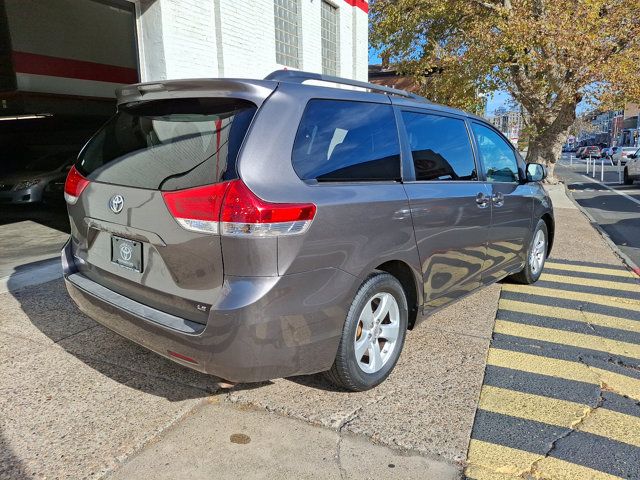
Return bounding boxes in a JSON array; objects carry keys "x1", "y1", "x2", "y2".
[
  {"x1": 344, "y1": 0, "x2": 368, "y2": 13},
  {"x1": 11, "y1": 51, "x2": 138, "y2": 85}
]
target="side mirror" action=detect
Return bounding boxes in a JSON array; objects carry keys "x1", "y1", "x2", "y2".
[
  {"x1": 629, "y1": 154, "x2": 637, "y2": 160},
  {"x1": 526, "y1": 163, "x2": 546, "y2": 182}
]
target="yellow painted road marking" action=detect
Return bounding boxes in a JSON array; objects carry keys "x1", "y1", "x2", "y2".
[
  {"x1": 494, "y1": 320, "x2": 640, "y2": 360},
  {"x1": 591, "y1": 367, "x2": 640, "y2": 402},
  {"x1": 479, "y1": 385, "x2": 588, "y2": 429},
  {"x1": 541, "y1": 273, "x2": 636, "y2": 292},
  {"x1": 501, "y1": 283, "x2": 640, "y2": 310},
  {"x1": 545, "y1": 261, "x2": 637, "y2": 279},
  {"x1": 467, "y1": 440, "x2": 624, "y2": 480},
  {"x1": 486, "y1": 349, "x2": 599, "y2": 385},
  {"x1": 499, "y1": 298, "x2": 640, "y2": 334},
  {"x1": 580, "y1": 407, "x2": 640, "y2": 448},
  {"x1": 480, "y1": 386, "x2": 640, "y2": 448}
]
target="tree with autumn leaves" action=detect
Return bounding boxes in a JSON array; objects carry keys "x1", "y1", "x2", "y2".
[{"x1": 370, "y1": 0, "x2": 640, "y2": 181}]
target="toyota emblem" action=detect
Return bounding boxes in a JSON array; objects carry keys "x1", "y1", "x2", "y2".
[
  {"x1": 119, "y1": 243, "x2": 132, "y2": 261},
  {"x1": 109, "y1": 194, "x2": 124, "y2": 214}
]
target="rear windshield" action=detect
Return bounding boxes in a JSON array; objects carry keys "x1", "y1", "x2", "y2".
[{"x1": 77, "y1": 98, "x2": 257, "y2": 191}]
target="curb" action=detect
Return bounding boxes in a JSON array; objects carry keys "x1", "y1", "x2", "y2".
[{"x1": 562, "y1": 182, "x2": 640, "y2": 279}]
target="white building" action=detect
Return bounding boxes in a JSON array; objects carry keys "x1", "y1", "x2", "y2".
[
  {"x1": 138, "y1": 0, "x2": 369, "y2": 82},
  {"x1": 0, "y1": 0, "x2": 368, "y2": 161}
]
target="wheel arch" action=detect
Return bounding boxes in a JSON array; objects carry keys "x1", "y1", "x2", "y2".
[
  {"x1": 374, "y1": 260, "x2": 421, "y2": 330},
  {"x1": 540, "y1": 212, "x2": 555, "y2": 256}
]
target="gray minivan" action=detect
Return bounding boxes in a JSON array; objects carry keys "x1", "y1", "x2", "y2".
[{"x1": 62, "y1": 71, "x2": 553, "y2": 391}]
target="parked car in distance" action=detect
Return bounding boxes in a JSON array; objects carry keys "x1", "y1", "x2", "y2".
[
  {"x1": 581, "y1": 146, "x2": 601, "y2": 158},
  {"x1": 613, "y1": 147, "x2": 638, "y2": 165},
  {"x1": 623, "y1": 148, "x2": 640, "y2": 185},
  {"x1": 61, "y1": 70, "x2": 554, "y2": 391},
  {"x1": 575, "y1": 146, "x2": 587, "y2": 158},
  {"x1": 0, "y1": 150, "x2": 76, "y2": 204}
]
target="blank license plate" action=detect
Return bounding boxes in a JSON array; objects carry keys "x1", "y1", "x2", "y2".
[{"x1": 111, "y1": 236, "x2": 143, "y2": 272}]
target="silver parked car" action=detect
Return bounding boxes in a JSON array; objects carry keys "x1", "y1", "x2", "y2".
[
  {"x1": 62, "y1": 71, "x2": 554, "y2": 391},
  {"x1": 0, "y1": 151, "x2": 75, "y2": 204}
]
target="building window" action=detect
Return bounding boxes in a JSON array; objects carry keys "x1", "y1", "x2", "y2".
[
  {"x1": 274, "y1": 0, "x2": 301, "y2": 68},
  {"x1": 321, "y1": 1, "x2": 338, "y2": 76}
]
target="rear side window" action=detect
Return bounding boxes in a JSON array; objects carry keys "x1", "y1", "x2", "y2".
[
  {"x1": 401, "y1": 111, "x2": 477, "y2": 181},
  {"x1": 471, "y1": 122, "x2": 520, "y2": 183},
  {"x1": 77, "y1": 98, "x2": 257, "y2": 191},
  {"x1": 292, "y1": 99, "x2": 401, "y2": 182}
]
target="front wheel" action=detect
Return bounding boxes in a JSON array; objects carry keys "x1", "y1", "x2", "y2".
[
  {"x1": 325, "y1": 272, "x2": 408, "y2": 391},
  {"x1": 624, "y1": 168, "x2": 634, "y2": 185},
  {"x1": 508, "y1": 219, "x2": 548, "y2": 285}
]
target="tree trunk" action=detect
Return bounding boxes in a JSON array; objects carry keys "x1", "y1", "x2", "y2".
[
  {"x1": 525, "y1": 132, "x2": 566, "y2": 183},
  {"x1": 525, "y1": 102, "x2": 577, "y2": 184}
]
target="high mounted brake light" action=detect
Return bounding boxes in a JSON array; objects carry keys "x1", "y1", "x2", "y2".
[
  {"x1": 64, "y1": 166, "x2": 90, "y2": 205},
  {"x1": 162, "y1": 179, "x2": 316, "y2": 237}
]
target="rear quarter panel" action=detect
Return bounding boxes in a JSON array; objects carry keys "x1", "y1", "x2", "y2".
[{"x1": 235, "y1": 84, "x2": 422, "y2": 297}]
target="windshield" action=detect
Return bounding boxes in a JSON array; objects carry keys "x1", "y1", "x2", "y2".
[{"x1": 77, "y1": 98, "x2": 257, "y2": 191}]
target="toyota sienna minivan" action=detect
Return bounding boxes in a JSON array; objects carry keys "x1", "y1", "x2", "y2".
[{"x1": 62, "y1": 70, "x2": 553, "y2": 391}]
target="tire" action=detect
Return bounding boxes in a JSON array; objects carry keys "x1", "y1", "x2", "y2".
[
  {"x1": 624, "y1": 168, "x2": 633, "y2": 185},
  {"x1": 325, "y1": 272, "x2": 408, "y2": 391},
  {"x1": 508, "y1": 219, "x2": 548, "y2": 285}
]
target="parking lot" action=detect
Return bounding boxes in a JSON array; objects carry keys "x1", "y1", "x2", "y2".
[{"x1": 1, "y1": 184, "x2": 639, "y2": 479}]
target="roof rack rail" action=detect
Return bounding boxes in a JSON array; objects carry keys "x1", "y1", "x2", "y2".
[{"x1": 264, "y1": 70, "x2": 429, "y2": 103}]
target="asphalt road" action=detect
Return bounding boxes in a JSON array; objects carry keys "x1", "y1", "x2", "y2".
[{"x1": 556, "y1": 153, "x2": 640, "y2": 270}]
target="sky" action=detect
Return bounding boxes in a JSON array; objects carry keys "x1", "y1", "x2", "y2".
[{"x1": 368, "y1": 48, "x2": 511, "y2": 115}]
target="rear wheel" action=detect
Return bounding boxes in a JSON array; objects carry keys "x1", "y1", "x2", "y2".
[
  {"x1": 508, "y1": 219, "x2": 548, "y2": 285},
  {"x1": 325, "y1": 272, "x2": 408, "y2": 391},
  {"x1": 624, "y1": 168, "x2": 634, "y2": 185}
]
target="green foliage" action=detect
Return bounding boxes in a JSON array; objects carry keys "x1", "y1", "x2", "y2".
[{"x1": 371, "y1": 0, "x2": 640, "y2": 169}]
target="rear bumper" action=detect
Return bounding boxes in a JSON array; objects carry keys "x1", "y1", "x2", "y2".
[{"x1": 62, "y1": 240, "x2": 355, "y2": 382}]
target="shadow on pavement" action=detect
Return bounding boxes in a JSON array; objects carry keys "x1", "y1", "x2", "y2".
[
  {"x1": 0, "y1": 433, "x2": 29, "y2": 480},
  {"x1": 0, "y1": 203, "x2": 70, "y2": 234},
  {"x1": 6, "y1": 271, "x2": 271, "y2": 402}
]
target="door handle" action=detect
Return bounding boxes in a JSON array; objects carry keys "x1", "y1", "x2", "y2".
[
  {"x1": 492, "y1": 192, "x2": 505, "y2": 207},
  {"x1": 475, "y1": 192, "x2": 489, "y2": 208}
]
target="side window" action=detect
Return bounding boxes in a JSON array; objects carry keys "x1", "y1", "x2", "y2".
[
  {"x1": 471, "y1": 122, "x2": 520, "y2": 183},
  {"x1": 292, "y1": 100, "x2": 401, "y2": 182},
  {"x1": 401, "y1": 111, "x2": 477, "y2": 181}
]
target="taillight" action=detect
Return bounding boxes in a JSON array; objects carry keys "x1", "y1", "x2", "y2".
[
  {"x1": 64, "y1": 166, "x2": 89, "y2": 205},
  {"x1": 162, "y1": 179, "x2": 316, "y2": 237},
  {"x1": 220, "y1": 180, "x2": 316, "y2": 237},
  {"x1": 162, "y1": 182, "x2": 231, "y2": 234}
]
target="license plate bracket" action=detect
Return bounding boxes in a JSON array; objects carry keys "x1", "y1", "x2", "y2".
[{"x1": 111, "y1": 236, "x2": 143, "y2": 273}]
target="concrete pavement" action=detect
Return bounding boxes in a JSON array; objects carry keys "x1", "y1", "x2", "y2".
[
  {"x1": 0, "y1": 259, "x2": 498, "y2": 478},
  {"x1": 108, "y1": 399, "x2": 459, "y2": 480}
]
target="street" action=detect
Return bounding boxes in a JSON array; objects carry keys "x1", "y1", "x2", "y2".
[{"x1": 556, "y1": 153, "x2": 640, "y2": 270}]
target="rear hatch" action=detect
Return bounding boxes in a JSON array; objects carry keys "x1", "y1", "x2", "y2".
[{"x1": 66, "y1": 97, "x2": 258, "y2": 324}]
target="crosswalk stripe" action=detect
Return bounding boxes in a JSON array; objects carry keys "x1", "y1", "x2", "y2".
[
  {"x1": 494, "y1": 320, "x2": 640, "y2": 360},
  {"x1": 499, "y1": 298, "x2": 640, "y2": 334},
  {"x1": 541, "y1": 272, "x2": 635, "y2": 292},
  {"x1": 501, "y1": 284, "x2": 640, "y2": 309},
  {"x1": 545, "y1": 261, "x2": 636, "y2": 279},
  {"x1": 466, "y1": 440, "x2": 624, "y2": 480},
  {"x1": 479, "y1": 385, "x2": 589, "y2": 430},
  {"x1": 479, "y1": 386, "x2": 640, "y2": 448},
  {"x1": 486, "y1": 349, "x2": 599, "y2": 385},
  {"x1": 590, "y1": 367, "x2": 640, "y2": 402}
]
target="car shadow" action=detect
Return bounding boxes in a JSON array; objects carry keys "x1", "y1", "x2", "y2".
[
  {"x1": 6, "y1": 268, "x2": 271, "y2": 402},
  {"x1": 0, "y1": 431, "x2": 30, "y2": 480}
]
